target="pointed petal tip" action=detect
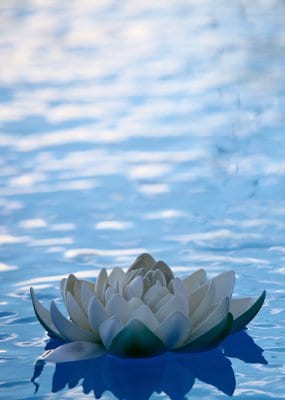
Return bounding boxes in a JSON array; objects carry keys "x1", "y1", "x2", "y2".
[
  {"x1": 109, "y1": 319, "x2": 165, "y2": 358},
  {"x1": 176, "y1": 312, "x2": 233, "y2": 353},
  {"x1": 42, "y1": 341, "x2": 106, "y2": 364},
  {"x1": 30, "y1": 289, "x2": 64, "y2": 340},
  {"x1": 231, "y1": 289, "x2": 266, "y2": 333}
]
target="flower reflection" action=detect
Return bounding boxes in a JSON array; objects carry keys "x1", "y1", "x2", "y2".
[{"x1": 32, "y1": 330, "x2": 267, "y2": 399}]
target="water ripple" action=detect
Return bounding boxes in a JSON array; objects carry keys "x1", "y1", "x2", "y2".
[{"x1": 0, "y1": 0, "x2": 284, "y2": 398}]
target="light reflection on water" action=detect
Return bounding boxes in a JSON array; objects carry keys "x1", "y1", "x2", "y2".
[{"x1": 0, "y1": 0, "x2": 285, "y2": 399}]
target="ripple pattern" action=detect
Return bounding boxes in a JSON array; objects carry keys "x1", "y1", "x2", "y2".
[{"x1": 0, "y1": 0, "x2": 285, "y2": 399}]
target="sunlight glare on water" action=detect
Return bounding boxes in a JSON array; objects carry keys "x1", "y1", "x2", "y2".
[{"x1": 0, "y1": 0, "x2": 285, "y2": 399}]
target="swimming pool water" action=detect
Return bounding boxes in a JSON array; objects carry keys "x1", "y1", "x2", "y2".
[{"x1": 0, "y1": 1, "x2": 285, "y2": 399}]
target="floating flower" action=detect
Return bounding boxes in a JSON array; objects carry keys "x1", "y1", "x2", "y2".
[{"x1": 31, "y1": 253, "x2": 266, "y2": 362}]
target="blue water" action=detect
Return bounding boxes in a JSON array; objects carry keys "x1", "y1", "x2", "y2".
[{"x1": 0, "y1": 1, "x2": 285, "y2": 399}]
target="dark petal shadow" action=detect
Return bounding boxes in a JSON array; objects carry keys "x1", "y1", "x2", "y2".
[
  {"x1": 31, "y1": 332, "x2": 268, "y2": 400},
  {"x1": 174, "y1": 349, "x2": 236, "y2": 397},
  {"x1": 45, "y1": 337, "x2": 65, "y2": 350},
  {"x1": 222, "y1": 329, "x2": 268, "y2": 365}
]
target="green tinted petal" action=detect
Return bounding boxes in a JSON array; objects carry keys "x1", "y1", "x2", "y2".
[
  {"x1": 109, "y1": 319, "x2": 166, "y2": 358},
  {"x1": 30, "y1": 288, "x2": 64, "y2": 340},
  {"x1": 175, "y1": 312, "x2": 233, "y2": 353},
  {"x1": 231, "y1": 290, "x2": 266, "y2": 333}
]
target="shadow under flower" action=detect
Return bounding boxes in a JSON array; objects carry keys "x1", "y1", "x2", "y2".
[{"x1": 31, "y1": 330, "x2": 267, "y2": 400}]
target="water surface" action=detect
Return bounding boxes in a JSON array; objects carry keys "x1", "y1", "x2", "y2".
[{"x1": 0, "y1": 1, "x2": 285, "y2": 399}]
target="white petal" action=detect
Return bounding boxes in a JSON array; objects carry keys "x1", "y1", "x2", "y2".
[
  {"x1": 190, "y1": 281, "x2": 215, "y2": 325},
  {"x1": 112, "y1": 279, "x2": 120, "y2": 293},
  {"x1": 128, "y1": 253, "x2": 156, "y2": 272},
  {"x1": 155, "y1": 311, "x2": 192, "y2": 349},
  {"x1": 122, "y1": 285, "x2": 133, "y2": 301},
  {"x1": 42, "y1": 341, "x2": 105, "y2": 363},
  {"x1": 80, "y1": 282, "x2": 94, "y2": 314},
  {"x1": 230, "y1": 297, "x2": 253, "y2": 319},
  {"x1": 88, "y1": 296, "x2": 109, "y2": 331},
  {"x1": 130, "y1": 304, "x2": 159, "y2": 332},
  {"x1": 95, "y1": 269, "x2": 108, "y2": 303},
  {"x1": 30, "y1": 288, "x2": 63, "y2": 340},
  {"x1": 99, "y1": 316, "x2": 123, "y2": 349},
  {"x1": 50, "y1": 301, "x2": 97, "y2": 342},
  {"x1": 183, "y1": 269, "x2": 207, "y2": 294},
  {"x1": 143, "y1": 283, "x2": 169, "y2": 309},
  {"x1": 155, "y1": 261, "x2": 174, "y2": 282},
  {"x1": 188, "y1": 272, "x2": 234, "y2": 325},
  {"x1": 73, "y1": 279, "x2": 83, "y2": 307},
  {"x1": 109, "y1": 319, "x2": 165, "y2": 357},
  {"x1": 145, "y1": 270, "x2": 154, "y2": 281},
  {"x1": 168, "y1": 278, "x2": 187, "y2": 297},
  {"x1": 188, "y1": 282, "x2": 209, "y2": 315},
  {"x1": 152, "y1": 292, "x2": 173, "y2": 313},
  {"x1": 106, "y1": 293, "x2": 130, "y2": 323},
  {"x1": 151, "y1": 270, "x2": 167, "y2": 286},
  {"x1": 123, "y1": 270, "x2": 137, "y2": 289},
  {"x1": 189, "y1": 297, "x2": 229, "y2": 342},
  {"x1": 142, "y1": 276, "x2": 151, "y2": 294},
  {"x1": 64, "y1": 274, "x2": 77, "y2": 301},
  {"x1": 108, "y1": 267, "x2": 125, "y2": 292},
  {"x1": 230, "y1": 290, "x2": 266, "y2": 332},
  {"x1": 60, "y1": 278, "x2": 67, "y2": 300},
  {"x1": 155, "y1": 294, "x2": 188, "y2": 322},
  {"x1": 128, "y1": 276, "x2": 144, "y2": 298},
  {"x1": 211, "y1": 271, "x2": 235, "y2": 303},
  {"x1": 66, "y1": 292, "x2": 91, "y2": 331},
  {"x1": 104, "y1": 286, "x2": 116, "y2": 305},
  {"x1": 128, "y1": 297, "x2": 144, "y2": 313}
]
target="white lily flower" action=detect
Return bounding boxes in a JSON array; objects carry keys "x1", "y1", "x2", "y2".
[{"x1": 31, "y1": 253, "x2": 266, "y2": 362}]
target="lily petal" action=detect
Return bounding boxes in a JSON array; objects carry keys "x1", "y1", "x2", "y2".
[
  {"x1": 73, "y1": 279, "x2": 83, "y2": 307},
  {"x1": 80, "y1": 282, "x2": 94, "y2": 314},
  {"x1": 128, "y1": 297, "x2": 144, "y2": 313},
  {"x1": 66, "y1": 292, "x2": 91, "y2": 331},
  {"x1": 128, "y1": 253, "x2": 156, "y2": 273},
  {"x1": 230, "y1": 290, "x2": 266, "y2": 333},
  {"x1": 143, "y1": 283, "x2": 169, "y2": 309},
  {"x1": 108, "y1": 267, "x2": 125, "y2": 292},
  {"x1": 168, "y1": 278, "x2": 187, "y2": 298},
  {"x1": 188, "y1": 282, "x2": 210, "y2": 315},
  {"x1": 30, "y1": 288, "x2": 63, "y2": 340},
  {"x1": 211, "y1": 271, "x2": 235, "y2": 304},
  {"x1": 106, "y1": 293, "x2": 130, "y2": 324},
  {"x1": 123, "y1": 285, "x2": 133, "y2": 301},
  {"x1": 95, "y1": 268, "x2": 108, "y2": 304},
  {"x1": 130, "y1": 304, "x2": 159, "y2": 332},
  {"x1": 188, "y1": 282, "x2": 215, "y2": 326},
  {"x1": 190, "y1": 272, "x2": 234, "y2": 326},
  {"x1": 155, "y1": 311, "x2": 192, "y2": 349},
  {"x1": 142, "y1": 276, "x2": 151, "y2": 294},
  {"x1": 155, "y1": 261, "x2": 174, "y2": 283},
  {"x1": 50, "y1": 301, "x2": 97, "y2": 342},
  {"x1": 99, "y1": 316, "x2": 123, "y2": 349},
  {"x1": 109, "y1": 319, "x2": 165, "y2": 358},
  {"x1": 60, "y1": 278, "x2": 67, "y2": 301},
  {"x1": 151, "y1": 270, "x2": 167, "y2": 286},
  {"x1": 188, "y1": 297, "x2": 230, "y2": 342},
  {"x1": 64, "y1": 274, "x2": 77, "y2": 301},
  {"x1": 152, "y1": 293, "x2": 173, "y2": 314},
  {"x1": 104, "y1": 286, "x2": 116, "y2": 305},
  {"x1": 41, "y1": 341, "x2": 105, "y2": 363},
  {"x1": 128, "y1": 276, "x2": 144, "y2": 298},
  {"x1": 182, "y1": 269, "x2": 207, "y2": 294},
  {"x1": 155, "y1": 294, "x2": 189, "y2": 322},
  {"x1": 176, "y1": 312, "x2": 233, "y2": 352},
  {"x1": 88, "y1": 296, "x2": 109, "y2": 332}
]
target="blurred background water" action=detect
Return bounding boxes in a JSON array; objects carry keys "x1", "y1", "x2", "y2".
[{"x1": 0, "y1": 0, "x2": 285, "y2": 399}]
